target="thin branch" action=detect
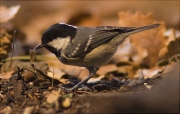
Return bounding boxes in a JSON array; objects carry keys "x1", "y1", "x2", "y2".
[
  {"x1": 52, "y1": 68, "x2": 54, "y2": 87},
  {"x1": 9, "y1": 30, "x2": 16, "y2": 68}
]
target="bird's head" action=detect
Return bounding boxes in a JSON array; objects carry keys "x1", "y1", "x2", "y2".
[{"x1": 33, "y1": 23, "x2": 77, "y2": 56}]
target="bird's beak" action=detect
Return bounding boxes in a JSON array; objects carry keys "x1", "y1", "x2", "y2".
[{"x1": 33, "y1": 43, "x2": 45, "y2": 52}]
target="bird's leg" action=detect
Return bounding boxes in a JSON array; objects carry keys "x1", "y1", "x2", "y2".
[
  {"x1": 60, "y1": 67, "x2": 98, "y2": 91},
  {"x1": 82, "y1": 67, "x2": 98, "y2": 84}
]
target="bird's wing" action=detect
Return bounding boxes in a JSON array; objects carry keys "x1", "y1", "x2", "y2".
[
  {"x1": 64, "y1": 26, "x2": 134, "y2": 58},
  {"x1": 88, "y1": 26, "x2": 135, "y2": 49},
  {"x1": 96, "y1": 26, "x2": 135, "y2": 30}
]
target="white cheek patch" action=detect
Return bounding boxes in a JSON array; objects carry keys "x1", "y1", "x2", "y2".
[{"x1": 48, "y1": 37, "x2": 70, "y2": 50}]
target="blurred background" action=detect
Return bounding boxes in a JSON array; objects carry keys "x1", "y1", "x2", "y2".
[
  {"x1": 1, "y1": 1, "x2": 179, "y2": 70},
  {"x1": 1, "y1": 1, "x2": 179, "y2": 44},
  {"x1": 0, "y1": 1, "x2": 179, "y2": 113}
]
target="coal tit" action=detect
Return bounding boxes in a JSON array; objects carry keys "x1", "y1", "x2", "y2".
[{"x1": 33, "y1": 23, "x2": 160, "y2": 91}]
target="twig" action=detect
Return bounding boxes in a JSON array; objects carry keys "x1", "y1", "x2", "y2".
[
  {"x1": 139, "y1": 70, "x2": 144, "y2": 80},
  {"x1": 9, "y1": 30, "x2": 16, "y2": 68},
  {"x1": 0, "y1": 31, "x2": 2, "y2": 64},
  {"x1": 29, "y1": 49, "x2": 34, "y2": 63},
  {"x1": 52, "y1": 68, "x2": 54, "y2": 87},
  {"x1": 20, "y1": 97, "x2": 27, "y2": 108},
  {"x1": 27, "y1": 93, "x2": 34, "y2": 99},
  {"x1": 109, "y1": 74, "x2": 126, "y2": 84}
]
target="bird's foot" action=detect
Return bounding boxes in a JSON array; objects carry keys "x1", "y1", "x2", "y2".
[
  {"x1": 59, "y1": 67, "x2": 97, "y2": 92},
  {"x1": 59, "y1": 80, "x2": 88, "y2": 92},
  {"x1": 60, "y1": 83, "x2": 92, "y2": 93},
  {"x1": 77, "y1": 84, "x2": 91, "y2": 92},
  {"x1": 59, "y1": 82, "x2": 81, "y2": 92},
  {"x1": 59, "y1": 81, "x2": 92, "y2": 92}
]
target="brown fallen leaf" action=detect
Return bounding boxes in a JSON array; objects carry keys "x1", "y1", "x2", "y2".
[
  {"x1": 46, "y1": 90, "x2": 61, "y2": 104},
  {"x1": 118, "y1": 11, "x2": 166, "y2": 67},
  {"x1": 0, "y1": 61, "x2": 48, "y2": 74},
  {"x1": 46, "y1": 58, "x2": 89, "y2": 81},
  {"x1": 0, "y1": 5, "x2": 20, "y2": 23},
  {"x1": 117, "y1": 65, "x2": 134, "y2": 78},
  {"x1": 47, "y1": 68, "x2": 66, "y2": 83},
  {"x1": 87, "y1": 75, "x2": 105, "y2": 83},
  {"x1": 97, "y1": 64, "x2": 117, "y2": 75},
  {"x1": 0, "y1": 27, "x2": 13, "y2": 60},
  {"x1": 158, "y1": 29, "x2": 180, "y2": 59},
  {"x1": 113, "y1": 38, "x2": 133, "y2": 62},
  {"x1": 23, "y1": 106, "x2": 34, "y2": 114},
  {"x1": 77, "y1": 67, "x2": 89, "y2": 80},
  {"x1": 0, "y1": 70, "x2": 14, "y2": 79},
  {"x1": 68, "y1": 7, "x2": 101, "y2": 27},
  {"x1": 134, "y1": 66, "x2": 163, "y2": 79}
]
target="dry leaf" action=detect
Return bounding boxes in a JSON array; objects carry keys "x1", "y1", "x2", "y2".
[
  {"x1": 159, "y1": 29, "x2": 180, "y2": 59},
  {"x1": 88, "y1": 75, "x2": 105, "y2": 83},
  {"x1": 117, "y1": 65, "x2": 134, "y2": 78},
  {"x1": 0, "y1": 27, "x2": 12, "y2": 60},
  {"x1": 144, "y1": 83, "x2": 152, "y2": 90},
  {"x1": 23, "y1": 106, "x2": 34, "y2": 114},
  {"x1": 47, "y1": 68, "x2": 66, "y2": 82},
  {"x1": 0, "y1": 70, "x2": 14, "y2": 79},
  {"x1": 134, "y1": 67, "x2": 163, "y2": 79},
  {"x1": 0, "y1": 5, "x2": 20, "y2": 23},
  {"x1": 0, "y1": 61, "x2": 48, "y2": 73},
  {"x1": 77, "y1": 68, "x2": 89, "y2": 80},
  {"x1": 68, "y1": 7, "x2": 101, "y2": 26},
  {"x1": 97, "y1": 64, "x2": 118, "y2": 75},
  {"x1": 113, "y1": 38, "x2": 132, "y2": 62},
  {"x1": 46, "y1": 58, "x2": 90, "y2": 81},
  {"x1": 46, "y1": 90, "x2": 60, "y2": 104},
  {"x1": 164, "y1": 29, "x2": 176, "y2": 45},
  {"x1": 118, "y1": 11, "x2": 166, "y2": 67}
]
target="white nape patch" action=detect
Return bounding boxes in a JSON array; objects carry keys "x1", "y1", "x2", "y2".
[
  {"x1": 48, "y1": 36, "x2": 70, "y2": 50},
  {"x1": 59, "y1": 22, "x2": 77, "y2": 28},
  {"x1": 84, "y1": 35, "x2": 92, "y2": 51}
]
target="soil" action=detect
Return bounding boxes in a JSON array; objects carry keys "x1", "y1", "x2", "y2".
[{"x1": 0, "y1": 60, "x2": 179, "y2": 113}]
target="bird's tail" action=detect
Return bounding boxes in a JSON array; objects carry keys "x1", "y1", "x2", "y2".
[{"x1": 125, "y1": 24, "x2": 160, "y2": 35}]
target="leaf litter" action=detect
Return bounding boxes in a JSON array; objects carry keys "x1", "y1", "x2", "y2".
[{"x1": 0, "y1": 3, "x2": 179, "y2": 113}]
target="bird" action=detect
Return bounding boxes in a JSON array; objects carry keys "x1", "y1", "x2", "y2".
[{"x1": 33, "y1": 23, "x2": 160, "y2": 91}]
